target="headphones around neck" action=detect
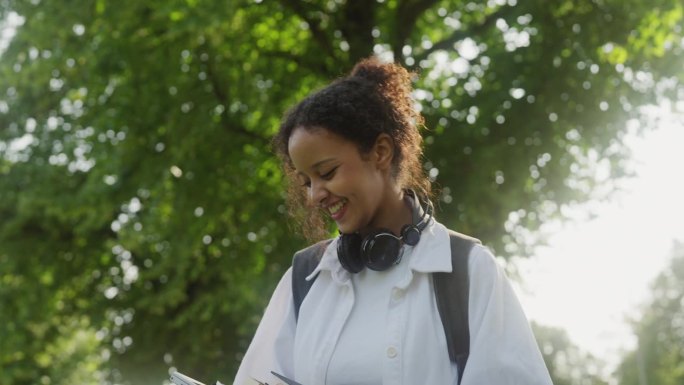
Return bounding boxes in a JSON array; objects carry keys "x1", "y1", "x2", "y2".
[{"x1": 337, "y1": 190, "x2": 433, "y2": 273}]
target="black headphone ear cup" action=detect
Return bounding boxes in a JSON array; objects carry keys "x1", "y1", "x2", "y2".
[
  {"x1": 362, "y1": 229, "x2": 402, "y2": 271},
  {"x1": 337, "y1": 233, "x2": 365, "y2": 273},
  {"x1": 401, "y1": 224, "x2": 421, "y2": 246}
]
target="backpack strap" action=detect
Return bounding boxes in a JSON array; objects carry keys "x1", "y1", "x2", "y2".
[
  {"x1": 433, "y1": 230, "x2": 480, "y2": 384},
  {"x1": 292, "y1": 239, "x2": 331, "y2": 321}
]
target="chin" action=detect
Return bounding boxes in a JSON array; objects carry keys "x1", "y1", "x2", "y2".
[{"x1": 336, "y1": 222, "x2": 356, "y2": 235}]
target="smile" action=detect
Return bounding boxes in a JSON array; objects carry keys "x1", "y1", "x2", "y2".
[{"x1": 328, "y1": 199, "x2": 347, "y2": 219}]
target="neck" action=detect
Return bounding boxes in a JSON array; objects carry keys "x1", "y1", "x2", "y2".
[{"x1": 359, "y1": 187, "x2": 413, "y2": 237}]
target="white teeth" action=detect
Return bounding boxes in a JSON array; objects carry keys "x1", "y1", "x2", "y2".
[{"x1": 328, "y1": 200, "x2": 345, "y2": 215}]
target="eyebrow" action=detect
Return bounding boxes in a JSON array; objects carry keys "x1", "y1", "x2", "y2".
[
  {"x1": 312, "y1": 158, "x2": 336, "y2": 169},
  {"x1": 296, "y1": 158, "x2": 336, "y2": 176}
]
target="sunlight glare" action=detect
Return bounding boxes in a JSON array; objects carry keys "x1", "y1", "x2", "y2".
[{"x1": 513, "y1": 104, "x2": 684, "y2": 375}]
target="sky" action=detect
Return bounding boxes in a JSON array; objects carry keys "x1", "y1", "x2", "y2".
[
  {"x1": 0, "y1": 12, "x2": 21, "y2": 55},
  {"x1": 512, "y1": 102, "x2": 684, "y2": 378}
]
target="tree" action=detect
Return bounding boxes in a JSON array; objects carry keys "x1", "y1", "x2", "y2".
[
  {"x1": 617, "y1": 241, "x2": 684, "y2": 385},
  {"x1": 0, "y1": 0, "x2": 682, "y2": 383},
  {"x1": 532, "y1": 322, "x2": 610, "y2": 385}
]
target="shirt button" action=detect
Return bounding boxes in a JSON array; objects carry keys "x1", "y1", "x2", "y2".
[
  {"x1": 392, "y1": 288, "x2": 404, "y2": 301},
  {"x1": 387, "y1": 346, "x2": 398, "y2": 358}
]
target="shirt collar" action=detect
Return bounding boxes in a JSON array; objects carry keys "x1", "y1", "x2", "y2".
[
  {"x1": 306, "y1": 219, "x2": 453, "y2": 284},
  {"x1": 306, "y1": 237, "x2": 350, "y2": 284},
  {"x1": 406, "y1": 219, "x2": 452, "y2": 273}
]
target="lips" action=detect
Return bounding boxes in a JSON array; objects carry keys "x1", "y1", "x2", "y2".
[{"x1": 327, "y1": 199, "x2": 347, "y2": 221}]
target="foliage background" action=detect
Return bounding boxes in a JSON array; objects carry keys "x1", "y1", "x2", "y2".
[
  {"x1": 617, "y1": 242, "x2": 684, "y2": 385},
  {"x1": 0, "y1": 0, "x2": 682, "y2": 384}
]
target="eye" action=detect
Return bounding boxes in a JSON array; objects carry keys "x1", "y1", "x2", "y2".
[
  {"x1": 320, "y1": 166, "x2": 338, "y2": 180},
  {"x1": 296, "y1": 175, "x2": 311, "y2": 188}
]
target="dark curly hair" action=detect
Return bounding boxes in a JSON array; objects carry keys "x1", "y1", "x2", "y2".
[{"x1": 273, "y1": 57, "x2": 432, "y2": 241}]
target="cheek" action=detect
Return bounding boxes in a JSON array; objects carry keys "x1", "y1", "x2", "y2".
[{"x1": 363, "y1": 163, "x2": 385, "y2": 185}]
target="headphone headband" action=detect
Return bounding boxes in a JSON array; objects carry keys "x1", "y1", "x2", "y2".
[{"x1": 405, "y1": 189, "x2": 433, "y2": 233}]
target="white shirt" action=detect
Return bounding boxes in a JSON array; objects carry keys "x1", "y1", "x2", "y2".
[
  {"x1": 326, "y1": 245, "x2": 413, "y2": 384},
  {"x1": 232, "y1": 220, "x2": 552, "y2": 385}
]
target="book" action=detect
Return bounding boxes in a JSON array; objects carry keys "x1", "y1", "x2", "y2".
[
  {"x1": 169, "y1": 369, "x2": 302, "y2": 385},
  {"x1": 270, "y1": 371, "x2": 303, "y2": 385},
  {"x1": 170, "y1": 371, "x2": 224, "y2": 385}
]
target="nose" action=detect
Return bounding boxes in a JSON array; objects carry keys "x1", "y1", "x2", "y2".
[{"x1": 309, "y1": 180, "x2": 328, "y2": 206}]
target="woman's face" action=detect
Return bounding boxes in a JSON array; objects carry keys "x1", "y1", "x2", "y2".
[{"x1": 287, "y1": 126, "x2": 394, "y2": 235}]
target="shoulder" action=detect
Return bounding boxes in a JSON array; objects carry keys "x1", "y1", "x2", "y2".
[
  {"x1": 292, "y1": 239, "x2": 333, "y2": 265},
  {"x1": 445, "y1": 228, "x2": 481, "y2": 245},
  {"x1": 441, "y1": 226, "x2": 499, "y2": 280},
  {"x1": 467, "y1": 243, "x2": 500, "y2": 277},
  {"x1": 466, "y1": 243, "x2": 516, "y2": 307},
  {"x1": 291, "y1": 238, "x2": 335, "y2": 284},
  {"x1": 445, "y1": 229, "x2": 482, "y2": 263}
]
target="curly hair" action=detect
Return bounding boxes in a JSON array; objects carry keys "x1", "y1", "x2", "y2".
[{"x1": 273, "y1": 57, "x2": 432, "y2": 242}]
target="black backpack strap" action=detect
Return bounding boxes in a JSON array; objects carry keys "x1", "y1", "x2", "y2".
[
  {"x1": 292, "y1": 240, "x2": 331, "y2": 321},
  {"x1": 433, "y1": 230, "x2": 480, "y2": 384}
]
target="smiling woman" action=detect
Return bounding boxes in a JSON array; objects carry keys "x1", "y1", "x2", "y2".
[{"x1": 232, "y1": 57, "x2": 553, "y2": 385}]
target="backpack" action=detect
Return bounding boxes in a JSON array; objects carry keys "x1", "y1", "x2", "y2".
[{"x1": 291, "y1": 230, "x2": 480, "y2": 384}]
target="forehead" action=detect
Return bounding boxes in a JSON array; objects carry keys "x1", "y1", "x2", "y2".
[{"x1": 287, "y1": 127, "x2": 359, "y2": 171}]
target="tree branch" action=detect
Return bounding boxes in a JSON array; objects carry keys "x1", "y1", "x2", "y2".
[
  {"x1": 410, "y1": 6, "x2": 515, "y2": 69},
  {"x1": 339, "y1": 0, "x2": 378, "y2": 64},
  {"x1": 202, "y1": 47, "x2": 269, "y2": 144},
  {"x1": 278, "y1": 0, "x2": 337, "y2": 60},
  {"x1": 392, "y1": 0, "x2": 441, "y2": 66},
  {"x1": 260, "y1": 50, "x2": 334, "y2": 77}
]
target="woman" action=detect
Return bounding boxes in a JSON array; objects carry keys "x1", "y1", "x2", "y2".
[{"x1": 233, "y1": 58, "x2": 552, "y2": 385}]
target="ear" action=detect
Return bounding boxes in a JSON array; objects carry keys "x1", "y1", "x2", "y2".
[{"x1": 372, "y1": 133, "x2": 394, "y2": 171}]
